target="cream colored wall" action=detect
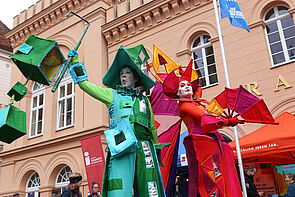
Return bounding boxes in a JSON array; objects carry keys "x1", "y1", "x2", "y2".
[
  {"x1": 1, "y1": 0, "x2": 295, "y2": 196},
  {"x1": 0, "y1": 50, "x2": 12, "y2": 109}
]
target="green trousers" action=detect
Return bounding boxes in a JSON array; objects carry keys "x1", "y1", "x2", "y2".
[{"x1": 102, "y1": 140, "x2": 166, "y2": 197}]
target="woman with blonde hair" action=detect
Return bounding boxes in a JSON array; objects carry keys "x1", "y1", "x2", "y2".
[{"x1": 61, "y1": 172, "x2": 82, "y2": 197}]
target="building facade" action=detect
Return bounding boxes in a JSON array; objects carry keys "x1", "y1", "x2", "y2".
[{"x1": 1, "y1": 0, "x2": 295, "y2": 196}]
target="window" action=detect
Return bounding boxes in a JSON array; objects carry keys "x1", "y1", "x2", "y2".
[
  {"x1": 57, "y1": 69, "x2": 75, "y2": 130},
  {"x1": 54, "y1": 166, "x2": 72, "y2": 195},
  {"x1": 191, "y1": 34, "x2": 218, "y2": 87},
  {"x1": 264, "y1": 5, "x2": 295, "y2": 66},
  {"x1": 30, "y1": 83, "x2": 45, "y2": 138},
  {"x1": 26, "y1": 172, "x2": 40, "y2": 197}
]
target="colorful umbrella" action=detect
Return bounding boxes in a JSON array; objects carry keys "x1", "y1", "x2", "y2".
[{"x1": 206, "y1": 85, "x2": 277, "y2": 124}]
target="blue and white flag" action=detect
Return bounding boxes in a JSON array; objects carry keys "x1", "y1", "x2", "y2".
[{"x1": 219, "y1": 0, "x2": 249, "y2": 32}]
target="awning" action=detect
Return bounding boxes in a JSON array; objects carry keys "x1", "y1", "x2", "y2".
[{"x1": 229, "y1": 112, "x2": 295, "y2": 165}]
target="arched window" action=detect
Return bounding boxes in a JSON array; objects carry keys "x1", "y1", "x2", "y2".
[
  {"x1": 54, "y1": 166, "x2": 72, "y2": 194},
  {"x1": 191, "y1": 34, "x2": 218, "y2": 87},
  {"x1": 57, "y1": 69, "x2": 75, "y2": 130},
  {"x1": 26, "y1": 172, "x2": 40, "y2": 197},
  {"x1": 264, "y1": 5, "x2": 295, "y2": 66},
  {"x1": 30, "y1": 82, "x2": 45, "y2": 138}
]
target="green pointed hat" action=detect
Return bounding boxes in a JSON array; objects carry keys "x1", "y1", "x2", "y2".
[{"x1": 102, "y1": 45, "x2": 155, "y2": 91}]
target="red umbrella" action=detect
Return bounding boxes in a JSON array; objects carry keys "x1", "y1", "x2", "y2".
[{"x1": 206, "y1": 85, "x2": 278, "y2": 124}]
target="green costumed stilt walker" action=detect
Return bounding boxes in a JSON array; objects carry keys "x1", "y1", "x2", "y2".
[{"x1": 68, "y1": 45, "x2": 169, "y2": 197}]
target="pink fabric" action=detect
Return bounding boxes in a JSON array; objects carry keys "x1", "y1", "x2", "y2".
[
  {"x1": 234, "y1": 85, "x2": 259, "y2": 114},
  {"x1": 149, "y1": 81, "x2": 178, "y2": 115}
]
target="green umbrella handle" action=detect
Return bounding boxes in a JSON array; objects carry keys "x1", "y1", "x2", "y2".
[{"x1": 51, "y1": 11, "x2": 90, "y2": 93}]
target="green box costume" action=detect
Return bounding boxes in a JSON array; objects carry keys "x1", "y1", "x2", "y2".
[{"x1": 68, "y1": 45, "x2": 168, "y2": 197}]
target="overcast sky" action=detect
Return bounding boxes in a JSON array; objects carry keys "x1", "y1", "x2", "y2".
[{"x1": 0, "y1": 0, "x2": 39, "y2": 29}]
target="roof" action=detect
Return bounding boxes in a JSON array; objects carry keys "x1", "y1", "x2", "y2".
[
  {"x1": 0, "y1": 20, "x2": 12, "y2": 52},
  {"x1": 229, "y1": 112, "x2": 295, "y2": 165}
]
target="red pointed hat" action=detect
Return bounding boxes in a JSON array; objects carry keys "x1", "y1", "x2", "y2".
[{"x1": 163, "y1": 59, "x2": 201, "y2": 99}]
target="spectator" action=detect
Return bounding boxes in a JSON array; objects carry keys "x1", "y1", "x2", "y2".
[
  {"x1": 244, "y1": 166, "x2": 264, "y2": 197},
  {"x1": 88, "y1": 182, "x2": 101, "y2": 197},
  {"x1": 61, "y1": 172, "x2": 82, "y2": 197},
  {"x1": 284, "y1": 173, "x2": 295, "y2": 197},
  {"x1": 12, "y1": 193, "x2": 19, "y2": 197}
]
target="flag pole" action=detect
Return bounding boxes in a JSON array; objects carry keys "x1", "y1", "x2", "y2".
[{"x1": 212, "y1": 0, "x2": 248, "y2": 196}]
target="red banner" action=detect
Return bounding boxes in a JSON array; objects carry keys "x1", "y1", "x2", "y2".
[{"x1": 80, "y1": 134, "x2": 105, "y2": 193}]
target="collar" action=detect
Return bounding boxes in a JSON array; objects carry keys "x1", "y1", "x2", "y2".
[{"x1": 116, "y1": 85, "x2": 144, "y2": 96}]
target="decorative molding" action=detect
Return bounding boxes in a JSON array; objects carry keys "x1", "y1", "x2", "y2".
[
  {"x1": 249, "y1": 20, "x2": 265, "y2": 29},
  {"x1": 152, "y1": 8, "x2": 162, "y2": 23},
  {"x1": 102, "y1": 0, "x2": 214, "y2": 46},
  {"x1": 182, "y1": 0, "x2": 191, "y2": 10},
  {"x1": 176, "y1": 48, "x2": 192, "y2": 57},
  {"x1": 161, "y1": 3, "x2": 172, "y2": 19},
  {"x1": 5, "y1": 0, "x2": 111, "y2": 47}
]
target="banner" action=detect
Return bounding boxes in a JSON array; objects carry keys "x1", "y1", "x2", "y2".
[
  {"x1": 81, "y1": 134, "x2": 105, "y2": 193},
  {"x1": 219, "y1": 0, "x2": 250, "y2": 32}
]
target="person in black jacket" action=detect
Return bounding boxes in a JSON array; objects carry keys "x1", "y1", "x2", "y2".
[
  {"x1": 61, "y1": 172, "x2": 82, "y2": 197},
  {"x1": 284, "y1": 173, "x2": 295, "y2": 197},
  {"x1": 244, "y1": 166, "x2": 264, "y2": 197}
]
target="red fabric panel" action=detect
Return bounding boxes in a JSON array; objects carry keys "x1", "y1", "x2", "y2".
[
  {"x1": 241, "y1": 99, "x2": 275, "y2": 124},
  {"x1": 180, "y1": 59, "x2": 193, "y2": 82},
  {"x1": 214, "y1": 90, "x2": 227, "y2": 109},
  {"x1": 190, "y1": 134, "x2": 242, "y2": 197},
  {"x1": 158, "y1": 120, "x2": 182, "y2": 189},
  {"x1": 225, "y1": 87, "x2": 239, "y2": 110}
]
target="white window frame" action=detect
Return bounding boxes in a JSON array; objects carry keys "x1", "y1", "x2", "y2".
[
  {"x1": 55, "y1": 166, "x2": 72, "y2": 194},
  {"x1": 264, "y1": 5, "x2": 295, "y2": 67},
  {"x1": 26, "y1": 172, "x2": 40, "y2": 197},
  {"x1": 29, "y1": 83, "x2": 45, "y2": 138},
  {"x1": 57, "y1": 69, "x2": 75, "y2": 130},
  {"x1": 191, "y1": 34, "x2": 218, "y2": 88}
]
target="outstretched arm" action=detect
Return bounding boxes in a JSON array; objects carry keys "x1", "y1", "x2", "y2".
[{"x1": 68, "y1": 49, "x2": 113, "y2": 107}]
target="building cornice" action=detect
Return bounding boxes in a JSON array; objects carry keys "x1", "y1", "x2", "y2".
[
  {"x1": 102, "y1": 0, "x2": 213, "y2": 46},
  {"x1": 5, "y1": 0, "x2": 110, "y2": 48}
]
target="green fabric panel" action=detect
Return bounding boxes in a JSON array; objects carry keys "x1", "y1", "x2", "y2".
[
  {"x1": 136, "y1": 115, "x2": 148, "y2": 128},
  {"x1": 134, "y1": 140, "x2": 164, "y2": 197},
  {"x1": 78, "y1": 81, "x2": 113, "y2": 108},
  {"x1": 7, "y1": 81, "x2": 27, "y2": 101},
  {"x1": 0, "y1": 105, "x2": 26, "y2": 144},
  {"x1": 12, "y1": 35, "x2": 55, "y2": 65},
  {"x1": 11, "y1": 35, "x2": 65, "y2": 85},
  {"x1": 108, "y1": 179, "x2": 123, "y2": 191},
  {"x1": 125, "y1": 44, "x2": 149, "y2": 65}
]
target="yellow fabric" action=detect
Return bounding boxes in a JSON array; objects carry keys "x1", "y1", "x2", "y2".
[
  {"x1": 206, "y1": 99, "x2": 224, "y2": 116},
  {"x1": 208, "y1": 171, "x2": 216, "y2": 183},
  {"x1": 191, "y1": 68, "x2": 199, "y2": 82},
  {"x1": 152, "y1": 44, "x2": 180, "y2": 75}
]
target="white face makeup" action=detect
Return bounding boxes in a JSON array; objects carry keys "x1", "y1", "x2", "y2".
[
  {"x1": 120, "y1": 67, "x2": 137, "y2": 88},
  {"x1": 177, "y1": 80, "x2": 193, "y2": 99}
]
